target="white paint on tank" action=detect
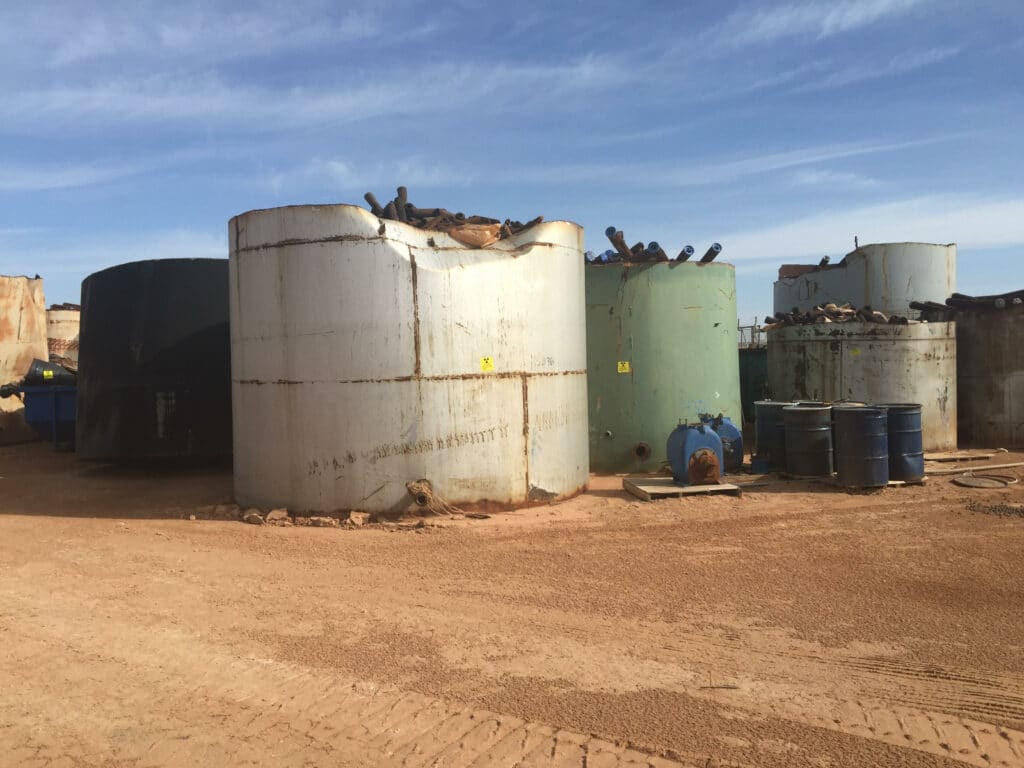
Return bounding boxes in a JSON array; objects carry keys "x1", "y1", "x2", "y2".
[
  {"x1": 767, "y1": 321, "x2": 957, "y2": 451},
  {"x1": 774, "y1": 242, "x2": 956, "y2": 316},
  {"x1": 229, "y1": 204, "x2": 588, "y2": 513}
]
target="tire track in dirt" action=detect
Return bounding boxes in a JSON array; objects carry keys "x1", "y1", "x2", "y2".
[{"x1": 0, "y1": 591, "x2": 693, "y2": 768}]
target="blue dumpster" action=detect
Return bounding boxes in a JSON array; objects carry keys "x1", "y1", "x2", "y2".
[{"x1": 20, "y1": 385, "x2": 77, "y2": 449}]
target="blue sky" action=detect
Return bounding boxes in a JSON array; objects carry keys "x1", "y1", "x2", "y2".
[{"x1": 1, "y1": 0, "x2": 1022, "y2": 322}]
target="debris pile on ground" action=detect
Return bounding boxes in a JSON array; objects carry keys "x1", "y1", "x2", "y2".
[
  {"x1": 912, "y1": 289, "x2": 1024, "y2": 318},
  {"x1": 48, "y1": 302, "x2": 80, "y2": 311},
  {"x1": 762, "y1": 303, "x2": 913, "y2": 329},
  {"x1": 967, "y1": 500, "x2": 1024, "y2": 518},
  {"x1": 363, "y1": 186, "x2": 542, "y2": 248},
  {"x1": 587, "y1": 226, "x2": 721, "y2": 264}
]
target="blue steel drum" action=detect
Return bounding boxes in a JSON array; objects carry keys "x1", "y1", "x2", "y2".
[
  {"x1": 833, "y1": 406, "x2": 889, "y2": 488},
  {"x1": 782, "y1": 405, "x2": 833, "y2": 477},
  {"x1": 880, "y1": 403, "x2": 925, "y2": 482},
  {"x1": 754, "y1": 400, "x2": 791, "y2": 471}
]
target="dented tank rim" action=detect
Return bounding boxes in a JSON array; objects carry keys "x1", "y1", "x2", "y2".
[{"x1": 229, "y1": 202, "x2": 582, "y2": 231}]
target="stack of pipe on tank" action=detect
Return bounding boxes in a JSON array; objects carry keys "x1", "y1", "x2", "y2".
[
  {"x1": 767, "y1": 322, "x2": 956, "y2": 451},
  {"x1": 76, "y1": 259, "x2": 232, "y2": 459},
  {"x1": 0, "y1": 276, "x2": 49, "y2": 445},
  {"x1": 229, "y1": 204, "x2": 588, "y2": 515},
  {"x1": 586, "y1": 260, "x2": 742, "y2": 473}
]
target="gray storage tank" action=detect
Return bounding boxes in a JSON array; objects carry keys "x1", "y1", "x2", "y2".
[{"x1": 767, "y1": 322, "x2": 956, "y2": 451}]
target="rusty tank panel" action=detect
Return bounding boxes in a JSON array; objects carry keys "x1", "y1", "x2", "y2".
[
  {"x1": 767, "y1": 322, "x2": 957, "y2": 451},
  {"x1": 46, "y1": 308, "x2": 80, "y2": 365},
  {"x1": 0, "y1": 276, "x2": 49, "y2": 444}
]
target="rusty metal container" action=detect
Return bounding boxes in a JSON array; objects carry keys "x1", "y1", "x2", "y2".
[
  {"x1": 774, "y1": 242, "x2": 956, "y2": 316},
  {"x1": 767, "y1": 322, "x2": 956, "y2": 451},
  {"x1": 955, "y1": 304, "x2": 1024, "y2": 447},
  {"x1": 76, "y1": 259, "x2": 231, "y2": 459},
  {"x1": 229, "y1": 204, "x2": 588, "y2": 514},
  {"x1": 46, "y1": 308, "x2": 80, "y2": 364},
  {"x1": 0, "y1": 276, "x2": 49, "y2": 444},
  {"x1": 586, "y1": 262, "x2": 742, "y2": 473}
]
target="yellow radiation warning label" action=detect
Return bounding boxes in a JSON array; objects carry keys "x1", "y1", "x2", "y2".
[
  {"x1": 617, "y1": 361, "x2": 631, "y2": 374},
  {"x1": 480, "y1": 356, "x2": 495, "y2": 372}
]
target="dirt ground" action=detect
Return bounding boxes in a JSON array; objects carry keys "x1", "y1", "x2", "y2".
[{"x1": 2, "y1": 442, "x2": 1024, "y2": 768}]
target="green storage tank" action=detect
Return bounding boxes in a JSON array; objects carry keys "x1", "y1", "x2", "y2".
[{"x1": 586, "y1": 261, "x2": 742, "y2": 473}]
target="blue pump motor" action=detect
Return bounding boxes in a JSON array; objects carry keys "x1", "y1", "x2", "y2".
[
  {"x1": 667, "y1": 423, "x2": 724, "y2": 486},
  {"x1": 700, "y1": 413, "x2": 744, "y2": 473}
]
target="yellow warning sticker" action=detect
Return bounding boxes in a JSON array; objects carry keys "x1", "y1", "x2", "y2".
[
  {"x1": 42, "y1": 369, "x2": 54, "y2": 379},
  {"x1": 617, "y1": 361, "x2": 631, "y2": 374},
  {"x1": 480, "y1": 356, "x2": 494, "y2": 372}
]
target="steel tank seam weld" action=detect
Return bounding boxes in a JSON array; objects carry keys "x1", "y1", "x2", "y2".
[
  {"x1": 521, "y1": 374, "x2": 530, "y2": 497},
  {"x1": 409, "y1": 246, "x2": 421, "y2": 377},
  {"x1": 233, "y1": 370, "x2": 587, "y2": 386}
]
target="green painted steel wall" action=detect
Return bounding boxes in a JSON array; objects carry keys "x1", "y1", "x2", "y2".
[{"x1": 586, "y1": 262, "x2": 742, "y2": 473}]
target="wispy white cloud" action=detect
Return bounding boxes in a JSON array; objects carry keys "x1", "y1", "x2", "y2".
[
  {"x1": 0, "y1": 2, "x2": 386, "y2": 70},
  {"x1": 794, "y1": 45, "x2": 960, "y2": 91},
  {"x1": 707, "y1": 195, "x2": 1024, "y2": 272},
  {"x1": 2, "y1": 54, "x2": 632, "y2": 132},
  {"x1": 275, "y1": 136, "x2": 946, "y2": 194},
  {"x1": 497, "y1": 136, "x2": 945, "y2": 186},
  {"x1": 0, "y1": 162, "x2": 142, "y2": 192},
  {"x1": 717, "y1": 0, "x2": 931, "y2": 46},
  {"x1": 790, "y1": 168, "x2": 880, "y2": 189}
]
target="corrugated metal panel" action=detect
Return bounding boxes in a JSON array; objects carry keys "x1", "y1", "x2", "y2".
[
  {"x1": 586, "y1": 262, "x2": 742, "y2": 473},
  {"x1": 0, "y1": 276, "x2": 48, "y2": 445},
  {"x1": 766, "y1": 322, "x2": 957, "y2": 451},
  {"x1": 774, "y1": 242, "x2": 956, "y2": 316},
  {"x1": 229, "y1": 204, "x2": 588, "y2": 514}
]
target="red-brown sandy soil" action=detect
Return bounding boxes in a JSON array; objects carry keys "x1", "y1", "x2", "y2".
[{"x1": 2, "y1": 441, "x2": 1023, "y2": 767}]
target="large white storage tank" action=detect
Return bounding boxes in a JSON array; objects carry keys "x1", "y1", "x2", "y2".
[
  {"x1": 774, "y1": 242, "x2": 956, "y2": 315},
  {"x1": 229, "y1": 204, "x2": 588, "y2": 514},
  {"x1": 767, "y1": 322, "x2": 957, "y2": 451}
]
